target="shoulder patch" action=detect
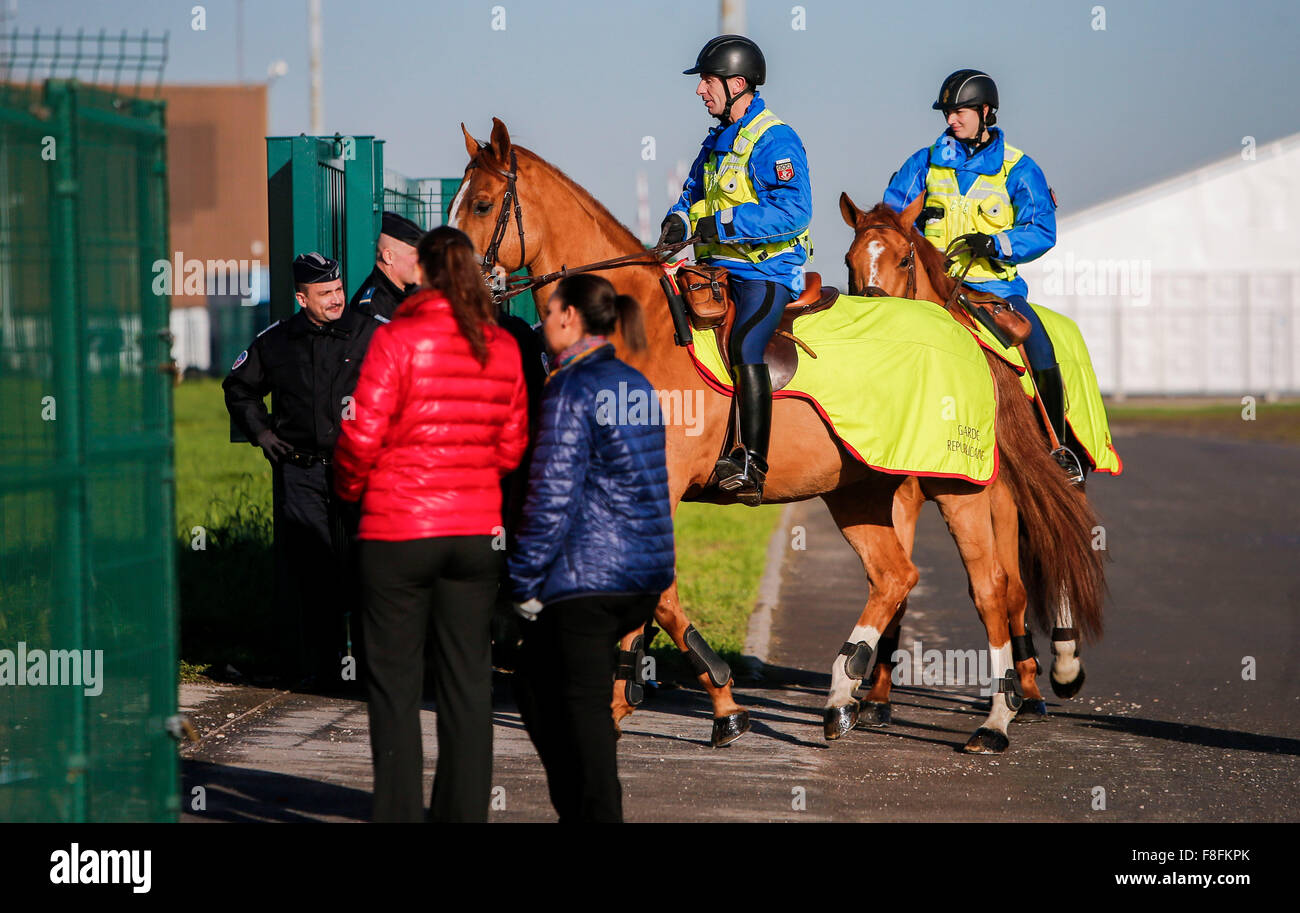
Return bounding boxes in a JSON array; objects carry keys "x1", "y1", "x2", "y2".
[
  {"x1": 231, "y1": 350, "x2": 248, "y2": 370},
  {"x1": 360, "y1": 287, "x2": 374, "y2": 304},
  {"x1": 255, "y1": 319, "x2": 281, "y2": 338},
  {"x1": 1049, "y1": 186, "x2": 1058, "y2": 208},
  {"x1": 774, "y1": 157, "x2": 795, "y2": 182}
]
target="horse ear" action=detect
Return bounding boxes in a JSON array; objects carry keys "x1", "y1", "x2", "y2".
[
  {"x1": 489, "y1": 117, "x2": 512, "y2": 164},
  {"x1": 900, "y1": 192, "x2": 926, "y2": 233},
  {"x1": 839, "y1": 192, "x2": 861, "y2": 229},
  {"x1": 462, "y1": 123, "x2": 481, "y2": 161}
]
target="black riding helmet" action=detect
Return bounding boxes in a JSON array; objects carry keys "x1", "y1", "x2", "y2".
[
  {"x1": 933, "y1": 69, "x2": 999, "y2": 146},
  {"x1": 684, "y1": 35, "x2": 766, "y2": 123}
]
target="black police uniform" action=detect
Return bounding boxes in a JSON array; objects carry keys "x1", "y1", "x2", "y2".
[
  {"x1": 223, "y1": 304, "x2": 389, "y2": 684},
  {"x1": 349, "y1": 265, "x2": 412, "y2": 321}
]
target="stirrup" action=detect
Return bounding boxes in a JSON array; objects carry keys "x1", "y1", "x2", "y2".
[
  {"x1": 715, "y1": 449, "x2": 767, "y2": 505},
  {"x1": 1050, "y1": 446, "x2": 1085, "y2": 485}
]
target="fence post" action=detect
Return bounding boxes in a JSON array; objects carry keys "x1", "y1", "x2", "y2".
[{"x1": 46, "y1": 78, "x2": 89, "y2": 822}]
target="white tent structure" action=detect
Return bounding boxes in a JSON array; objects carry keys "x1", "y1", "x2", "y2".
[{"x1": 1018, "y1": 131, "x2": 1300, "y2": 398}]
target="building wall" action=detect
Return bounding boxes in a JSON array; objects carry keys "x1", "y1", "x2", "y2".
[
  {"x1": 1018, "y1": 133, "x2": 1300, "y2": 397},
  {"x1": 159, "y1": 84, "x2": 268, "y2": 309}
]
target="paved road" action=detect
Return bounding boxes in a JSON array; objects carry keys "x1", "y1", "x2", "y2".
[{"x1": 181, "y1": 430, "x2": 1300, "y2": 822}]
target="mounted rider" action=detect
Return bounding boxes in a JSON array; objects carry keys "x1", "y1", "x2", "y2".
[
  {"x1": 659, "y1": 35, "x2": 813, "y2": 504},
  {"x1": 884, "y1": 69, "x2": 1083, "y2": 482}
]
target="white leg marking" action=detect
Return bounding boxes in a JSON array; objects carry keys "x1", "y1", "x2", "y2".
[
  {"x1": 982, "y1": 641, "x2": 1016, "y2": 735},
  {"x1": 1051, "y1": 591, "x2": 1081, "y2": 684},
  {"x1": 827, "y1": 624, "x2": 880, "y2": 708}
]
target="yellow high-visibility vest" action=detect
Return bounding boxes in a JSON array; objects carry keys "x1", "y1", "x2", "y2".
[
  {"x1": 923, "y1": 143, "x2": 1023, "y2": 283},
  {"x1": 687, "y1": 108, "x2": 812, "y2": 264}
]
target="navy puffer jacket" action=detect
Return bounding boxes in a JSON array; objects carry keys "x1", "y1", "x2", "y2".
[{"x1": 508, "y1": 343, "x2": 675, "y2": 605}]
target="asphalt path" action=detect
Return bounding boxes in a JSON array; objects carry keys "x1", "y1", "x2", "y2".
[{"x1": 180, "y1": 429, "x2": 1300, "y2": 822}]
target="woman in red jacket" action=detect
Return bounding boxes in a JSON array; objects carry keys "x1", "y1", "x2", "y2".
[{"x1": 333, "y1": 226, "x2": 528, "y2": 823}]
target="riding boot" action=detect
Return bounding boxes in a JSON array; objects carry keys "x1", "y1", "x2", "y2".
[
  {"x1": 1032, "y1": 365, "x2": 1085, "y2": 485},
  {"x1": 713, "y1": 363, "x2": 772, "y2": 506}
]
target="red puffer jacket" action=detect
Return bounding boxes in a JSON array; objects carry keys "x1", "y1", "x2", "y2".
[{"x1": 332, "y1": 289, "x2": 529, "y2": 540}]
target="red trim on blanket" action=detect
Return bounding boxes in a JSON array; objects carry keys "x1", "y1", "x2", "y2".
[{"x1": 685, "y1": 342, "x2": 999, "y2": 487}]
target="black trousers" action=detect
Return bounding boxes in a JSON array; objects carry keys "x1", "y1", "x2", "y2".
[
  {"x1": 358, "y1": 536, "x2": 501, "y2": 823},
  {"x1": 514, "y1": 593, "x2": 658, "y2": 823},
  {"x1": 276, "y1": 461, "x2": 363, "y2": 683}
]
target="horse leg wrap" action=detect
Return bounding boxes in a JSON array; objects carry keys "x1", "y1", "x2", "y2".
[
  {"x1": 616, "y1": 633, "x2": 647, "y2": 706},
  {"x1": 1051, "y1": 626, "x2": 1078, "y2": 643},
  {"x1": 1010, "y1": 633, "x2": 1040, "y2": 674},
  {"x1": 683, "y1": 625, "x2": 731, "y2": 688},
  {"x1": 997, "y1": 668, "x2": 1024, "y2": 712},
  {"x1": 838, "y1": 640, "x2": 875, "y2": 681}
]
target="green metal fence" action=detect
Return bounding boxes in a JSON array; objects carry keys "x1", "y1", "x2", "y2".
[
  {"x1": 0, "y1": 79, "x2": 177, "y2": 822},
  {"x1": 266, "y1": 135, "x2": 536, "y2": 325}
]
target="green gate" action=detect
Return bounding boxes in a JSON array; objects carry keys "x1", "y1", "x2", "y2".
[
  {"x1": 265, "y1": 135, "x2": 536, "y2": 324},
  {"x1": 0, "y1": 80, "x2": 177, "y2": 821}
]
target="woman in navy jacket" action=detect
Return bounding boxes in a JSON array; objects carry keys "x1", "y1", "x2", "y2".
[{"x1": 508, "y1": 274, "x2": 675, "y2": 823}]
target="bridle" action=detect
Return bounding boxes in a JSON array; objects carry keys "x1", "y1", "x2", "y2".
[
  {"x1": 461, "y1": 144, "x2": 695, "y2": 305},
  {"x1": 464, "y1": 146, "x2": 526, "y2": 282},
  {"x1": 851, "y1": 222, "x2": 917, "y2": 300}
]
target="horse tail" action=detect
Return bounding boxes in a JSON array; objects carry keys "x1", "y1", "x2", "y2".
[{"x1": 989, "y1": 355, "x2": 1107, "y2": 643}]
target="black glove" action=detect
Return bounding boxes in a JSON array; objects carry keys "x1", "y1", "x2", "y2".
[
  {"x1": 657, "y1": 214, "x2": 687, "y2": 246},
  {"x1": 695, "y1": 214, "x2": 720, "y2": 244},
  {"x1": 256, "y1": 428, "x2": 293, "y2": 463},
  {"x1": 963, "y1": 232, "x2": 1000, "y2": 261}
]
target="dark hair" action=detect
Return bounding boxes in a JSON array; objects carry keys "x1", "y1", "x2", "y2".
[
  {"x1": 554, "y1": 274, "x2": 646, "y2": 353},
  {"x1": 418, "y1": 226, "x2": 495, "y2": 365}
]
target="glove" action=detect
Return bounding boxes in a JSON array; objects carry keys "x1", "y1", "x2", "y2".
[
  {"x1": 657, "y1": 214, "x2": 687, "y2": 246},
  {"x1": 695, "y1": 214, "x2": 719, "y2": 244},
  {"x1": 963, "y1": 232, "x2": 1001, "y2": 261},
  {"x1": 256, "y1": 429, "x2": 293, "y2": 463},
  {"x1": 513, "y1": 598, "x2": 543, "y2": 622}
]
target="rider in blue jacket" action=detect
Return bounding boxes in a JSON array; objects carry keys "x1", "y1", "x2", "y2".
[
  {"x1": 659, "y1": 35, "x2": 813, "y2": 504},
  {"x1": 884, "y1": 69, "x2": 1082, "y2": 481}
]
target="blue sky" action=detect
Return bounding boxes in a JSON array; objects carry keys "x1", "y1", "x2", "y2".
[{"x1": 15, "y1": 0, "x2": 1298, "y2": 274}]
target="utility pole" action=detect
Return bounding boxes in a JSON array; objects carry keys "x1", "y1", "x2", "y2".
[
  {"x1": 236, "y1": 0, "x2": 244, "y2": 83},
  {"x1": 308, "y1": 0, "x2": 323, "y2": 133},
  {"x1": 720, "y1": 0, "x2": 746, "y2": 35}
]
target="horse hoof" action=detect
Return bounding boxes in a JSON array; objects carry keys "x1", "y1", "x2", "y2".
[
  {"x1": 1050, "y1": 662, "x2": 1086, "y2": 699},
  {"x1": 824, "y1": 702, "x2": 860, "y2": 741},
  {"x1": 1016, "y1": 699, "x2": 1049, "y2": 721},
  {"x1": 711, "y1": 711, "x2": 750, "y2": 748},
  {"x1": 962, "y1": 727, "x2": 1010, "y2": 754},
  {"x1": 855, "y1": 700, "x2": 892, "y2": 728}
]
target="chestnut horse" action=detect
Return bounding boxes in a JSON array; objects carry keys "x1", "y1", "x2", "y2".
[
  {"x1": 453, "y1": 119, "x2": 1101, "y2": 752},
  {"x1": 840, "y1": 193, "x2": 1100, "y2": 719}
]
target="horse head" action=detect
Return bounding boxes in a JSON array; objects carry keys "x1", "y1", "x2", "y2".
[
  {"x1": 840, "y1": 191, "x2": 930, "y2": 299},
  {"x1": 453, "y1": 118, "x2": 541, "y2": 280}
]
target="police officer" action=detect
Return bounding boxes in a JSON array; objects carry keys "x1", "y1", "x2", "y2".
[
  {"x1": 659, "y1": 35, "x2": 812, "y2": 505},
  {"x1": 223, "y1": 252, "x2": 389, "y2": 685},
  {"x1": 884, "y1": 69, "x2": 1082, "y2": 482},
  {"x1": 350, "y1": 211, "x2": 422, "y2": 320}
]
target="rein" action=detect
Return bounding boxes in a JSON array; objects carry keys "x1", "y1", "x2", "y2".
[{"x1": 463, "y1": 144, "x2": 695, "y2": 305}]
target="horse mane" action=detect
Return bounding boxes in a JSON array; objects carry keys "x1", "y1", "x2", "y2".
[{"x1": 482, "y1": 143, "x2": 646, "y2": 254}]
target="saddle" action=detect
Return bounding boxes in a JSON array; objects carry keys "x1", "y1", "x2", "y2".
[{"x1": 675, "y1": 265, "x2": 839, "y2": 391}]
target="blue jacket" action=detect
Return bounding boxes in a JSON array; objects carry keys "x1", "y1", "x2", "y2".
[
  {"x1": 884, "y1": 127, "x2": 1056, "y2": 300},
  {"x1": 667, "y1": 94, "x2": 812, "y2": 292},
  {"x1": 508, "y1": 343, "x2": 675, "y2": 605}
]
